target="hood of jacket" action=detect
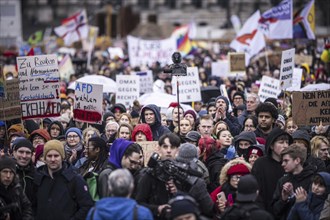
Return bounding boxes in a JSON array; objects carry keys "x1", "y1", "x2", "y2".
[
  {"x1": 317, "y1": 172, "x2": 330, "y2": 194},
  {"x1": 219, "y1": 158, "x2": 252, "y2": 185},
  {"x1": 131, "y1": 123, "x2": 153, "y2": 141},
  {"x1": 265, "y1": 127, "x2": 292, "y2": 156},
  {"x1": 93, "y1": 197, "x2": 137, "y2": 219},
  {"x1": 109, "y1": 138, "x2": 133, "y2": 168},
  {"x1": 47, "y1": 121, "x2": 65, "y2": 137},
  {"x1": 234, "y1": 131, "x2": 257, "y2": 147},
  {"x1": 140, "y1": 104, "x2": 161, "y2": 127}
]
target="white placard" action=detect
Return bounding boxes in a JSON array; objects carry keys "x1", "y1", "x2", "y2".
[
  {"x1": 132, "y1": 70, "x2": 153, "y2": 94},
  {"x1": 279, "y1": 48, "x2": 295, "y2": 90},
  {"x1": 17, "y1": 54, "x2": 61, "y2": 120},
  {"x1": 59, "y1": 55, "x2": 74, "y2": 82},
  {"x1": 258, "y1": 75, "x2": 281, "y2": 102},
  {"x1": 127, "y1": 35, "x2": 176, "y2": 67},
  {"x1": 171, "y1": 67, "x2": 201, "y2": 102},
  {"x1": 211, "y1": 61, "x2": 229, "y2": 78},
  {"x1": 116, "y1": 75, "x2": 140, "y2": 108},
  {"x1": 287, "y1": 68, "x2": 303, "y2": 91},
  {"x1": 108, "y1": 47, "x2": 124, "y2": 59},
  {"x1": 73, "y1": 82, "x2": 103, "y2": 124}
]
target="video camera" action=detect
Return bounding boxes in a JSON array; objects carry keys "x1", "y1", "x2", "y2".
[
  {"x1": 147, "y1": 152, "x2": 202, "y2": 186},
  {"x1": 163, "y1": 52, "x2": 187, "y2": 76}
]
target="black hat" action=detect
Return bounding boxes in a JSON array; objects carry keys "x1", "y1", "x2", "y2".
[
  {"x1": 13, "y1": 138, "x2": 34, "y2": 152},
  {"x1": 0, "y1": 156, "x2": 16, "y2": 174},
  {"x1": 169, "y1": 194, "x2": 200, "y2": 219},
  {"x1": 292, "y1": 130, "x2": 310, "y2": 143},
  {"x1": 88, "y1": 136, "x2": 107, "y2": 152},
  {"x1": 185, "y1": 131, "x2": 201, "y2": 142},
  {"x1": 236, "y1": 174, "x2": 258, "y2": 202}
]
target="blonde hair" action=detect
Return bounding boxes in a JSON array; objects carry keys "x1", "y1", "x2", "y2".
[
  {"x1": 82, "y1": 127, "x2": 100, "y2": 145},
  {"x1": 310, "y1": 136, "x2": 329, "y2": 158}
]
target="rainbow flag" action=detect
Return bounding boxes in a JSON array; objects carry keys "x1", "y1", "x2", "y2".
[
  {"x1": 171, "y1": 24, "x2": 196, "y2": 56},
  {"x1": 293, "y1": 0, "x2": 315, "y2": 39}
]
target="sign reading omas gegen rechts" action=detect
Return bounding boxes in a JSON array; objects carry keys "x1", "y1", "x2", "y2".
[{"x1": 17, "y1": 55, "x2": 61, "y2": 119}]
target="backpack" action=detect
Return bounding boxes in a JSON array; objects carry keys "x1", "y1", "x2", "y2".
[{"x1": 84, "y1": 172, "x2": 100, "y2": 201}]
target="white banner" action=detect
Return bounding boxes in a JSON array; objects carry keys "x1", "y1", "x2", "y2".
[
  {"x1": 73, "y1": 82, "x2": 103, "y2": 124},
  {"x1": 132, "y1": 70, "x2": 153, "y2": 94},
  {"x1": 171, "y1": 67, "x2": 201, "y2": 102},
  {"x1": 258, "y1": 75, "x2": 281, "y2": 102},
  {"x1": 211, "y1": 61, "x2": 229, "y2": 78},
  {"x1": 17, "y1": 54, "x2": 61, "y2": 120},
  {"x1": 279, "y1": 48, "x2": 295, "y2": 90},
  {"x1": 116, "y1": 75, "x2": 140, "y2": 108},
  {"x1": 127, "y1": 35, "x2": 176, "y2": 67}
]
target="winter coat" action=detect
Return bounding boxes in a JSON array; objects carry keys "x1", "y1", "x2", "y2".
[
  {"x1": 140, "y1": 104, "x2": 171, "y2": 141},
  {"x1": 220, "y1": 113, "x2": 242, "y2": 137},
  {"x1": 16, "y1": 163, "x2": 35, "y2": 205},
  {"x1": 251, "y1": 128, "x2": 293, "y2": 214},
  {"x1": 34, "y1": 162, "x2": 94, "y2": 220},
  {"x1": 271, "y1": 164, "x2": 315, "y2": 220},
  {"x1": 221, "y1": 202, "x2": 273, "y2": 220},
  {"x1": 0, "y1": 177, "x2": 33, "y2": 220},
  {"x1": 132, "y1": 123, "x2": 153, "y2": 142},
  {"x1": 205, "y1": 150, "x2": 228, "y2": 192},
  {"x1": 86, "y1": 197, "x2": 153, "y2": 220}
]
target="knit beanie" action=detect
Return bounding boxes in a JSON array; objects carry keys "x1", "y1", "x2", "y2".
[
  {"x1": 30, "y1": 129, "x2": 51, "y2": 142},
  {"x1": 185, "y1": 131, "x2": 201, "y2": 142},
  {"x1": 0, "y1": 156, "x2": 16, "y2": 174},
  {"x1": 233, "y1": 91, "x2": 245, "y2": 102},
  {"x1": 170, "y1": 195, "x2": 200, "y2": 219},
  {"x1": 44, "y1": 140, "x2": 65, "y2": 159},
  {"x1": 176, "y1": 143, "x2": 198, "y2": 164},
  {"x1": 65, "y1": 127, "x2": 82, "y2": 140},
  {"x1": 227, "y1": 163, "x2": 250, "y2": 176},
  {"x1": 292, "y1": 130, "x2": 310, "y2": 143},
  {"x1": 215, "y1": 96, "x2": 229, "y2": 110},
  {"x1": 183, "y1": 110, "x2": 197, "y2": 121},
  {"x1": 103, "y1": 112, "x2": 115, "y2": 122},
  {"x1": 8, "y1": 124, "x2": 24, "y2": 133},
  {"x1": 35, "y1": 144, "x2": 44, "y2": 162},
  {"x1": 13, "y1": 138, "x2": 34, "y2": 152}
]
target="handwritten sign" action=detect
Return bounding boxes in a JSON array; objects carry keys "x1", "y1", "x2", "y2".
[
  {"x1": 171, "y1": 67, "x2": 202, "y2": 102},
  {"x1": 229, "y1": 53, "x2": 246, "y2": 77},
  {"x1": 211, "y1": 61, "x2": 229, "y2": 78},
  {"x1": 137, "y1": 141, "x2": 159, "y2": 166},
  {"x1": 59, "y1": 55, "x2": 75, "y2": 82},
  {"x1": 127, "y1": 35, "x2": 176, "y2": 67},
  {"x1": 16, "y1": 54, "x2": 61, "y2": 120},
  {"x1": 279, "y1": 48, "x2": 295, "y2": 90},
  {"x1": 292, "y1": 90, "x2": 330, "y2": 126},
  {"x1": 258, "y1": 75, "x2": 281, "y2": 102},
  {"x1": 116, "y1": 75, "x2": 140, "y2": 108},
  {"x1": 132, "y1": 70, "x2": 153, "y2": 94},
  {"x1": 0, "y1": 79, "x2": 22, "y2": 120},
  {"x1": 73, "y1": 82, "x2": 103, "y2": 124}
]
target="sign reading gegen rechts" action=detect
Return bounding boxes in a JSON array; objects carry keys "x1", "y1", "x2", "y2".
[
  {"x1": 17, "y1": 54, "x2": 61, "y2": 120},
  {"x1": 279, "y1": 48, "x2": 295, "y2": 90},
  {"x1": 116, "y1": 75, "x2": 140, "y2": 109}
]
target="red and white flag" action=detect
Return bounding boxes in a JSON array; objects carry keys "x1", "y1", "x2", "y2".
[
  {"x1": 54, "y1": 10, "x2": 88, "y2": 46},
  {"x1": 258, "y1": 0, "x2": 293, "y2": 39},
  {"x1": 230, "y1": 10, "x2": 265, "y2": 65}
]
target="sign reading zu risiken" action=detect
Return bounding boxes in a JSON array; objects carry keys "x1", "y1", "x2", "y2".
[{"x1": 16, "y1": 55, "x2": 61, "y2": 119}]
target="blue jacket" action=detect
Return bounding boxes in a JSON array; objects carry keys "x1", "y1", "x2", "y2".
[
  {"x1": 287, "y1": 172, "x2": 330, "y2": 220},
  {"x1": 86, "y1": 197, "x2": 153, "y2": 220}
]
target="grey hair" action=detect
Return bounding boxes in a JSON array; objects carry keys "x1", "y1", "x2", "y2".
[
  {"x1": 106, "y1": 121, "x2": 119, "y2": 131},
  {"x1": 247, "y1": 93, "x2": 260, "y2": 105},
  {"x1": 108, "y1": 169, "x2": 134, "y2": 197}
]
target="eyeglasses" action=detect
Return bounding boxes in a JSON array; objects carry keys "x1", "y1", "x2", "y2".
[
  {"x1": 67, "y1": 135, "x2": 79, "y2": 139},
  {"x1": 231, "y1": 175, "x2": 242, "y2": 181}
]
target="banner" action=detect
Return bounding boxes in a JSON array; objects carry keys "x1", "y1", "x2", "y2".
[
  {"x1": 292, "y1": 90, "x2": 330, "y2": 125},
  {"x1": 137, "y1": 141, "x2": 159, "y2": 166},
  {"x1": 116, "y1": 75, "x2": 140, "y2": 108},
  {"x1": 127, "y1": 35, "x2": 176, "y2": 67},
  {"x1": 293, "y1": 0, "x2": 315, "y2": 39},
  {"x1": 279, "y1": 48, "x2": 295, "y2": 90},
  {"x1": 16, "y1": 54, "x2": 61, "y2": 119},
  {"x1": 211, "y1": 61, "x2": 229, "y2": 78},
  {"x1": 228, "y1": 53, "x2": 246, "y2": 77},
  {"x1": 73, "y1": 82, "x2": 103, "y2": 124},
  {"x1": 132, "y1": 70, "x2": 153, "y2": 94},
  {"x1": 258, "y1": 75, "x2": 281, "y2": 102},
  {"x1": 0, "y1": 79, "x2": 21, "y2": 120},
  {"x1": 171, "y1": 67, "x2": 201, "y2": 102}
]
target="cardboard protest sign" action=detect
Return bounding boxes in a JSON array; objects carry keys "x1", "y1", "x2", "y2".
[
  {"x1": 295, "y1": 54, "x2": 312, "y2": 66},
  {"x1": 292, "y1": 90, "x2": 330, "y2": 126},
  {"x1": 16, "y1": 54, "x2": 61, "y2": 120},
  {"x1": 171, "y1": 67, "x2": 202, "y2": 102},
  {"x1": 116, "y1": 75, "x2": 140, "y2": 108},
  {"x1": 73, "y1": 82, "x2": 103, "y2": 124},
  {"x1": 279, "y1": 48, "x2": 295, "y2": 90},
  {"x1": 211, "y1": 61, "x2": 229, "y2": 78},
  {"x1": 137, "y1": 141, "x2": 159, "y2": 166},
  {"x1": 228, "y1": 53, "x2": 246, "y2": 77},
  {"x1": 127, "y1": 35, "x2": 176, "y2": 67},
  {"x1": 132, "y1": 70, "x2": 153, "y2": 94},
  {"x1": 258, "y1": 75, "x2": 281, "y2": 102},
  {"x1": 0, "y1": 79, "x2": 21, "y2": 121}
]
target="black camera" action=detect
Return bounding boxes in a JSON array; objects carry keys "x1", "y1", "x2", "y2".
[
  {"x1": 163, "y1": 52, "x2": 187, "y2": 76},
  {"x1": 147, "y1": 152, "x2": 201, "y2": 186}
]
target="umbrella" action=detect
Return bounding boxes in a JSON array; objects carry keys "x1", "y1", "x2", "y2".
[
  {"x1": 68, "y1": 75, "x2": 117, "y2": 93},
  {"x1": 300, "y1": 83, "x2": 330, "y2": 91},
  {"x1": 138, "y1": 92, "x2": 177, "y2": 108},
  {"x1": 201, "y1": 86, "x2": 221, "y2": 103}
]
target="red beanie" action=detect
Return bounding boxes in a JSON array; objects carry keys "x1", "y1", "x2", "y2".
[
  {"x1": 227, "y1": 163, "x2": 250, "y2": 176},
  {"x1": 248, "y1": 148, "x2": 263, "y2": 158}
]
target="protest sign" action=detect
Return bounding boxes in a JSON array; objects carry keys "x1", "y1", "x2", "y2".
[
  {"x1": 295, "y1": 54, "x2": 312, "y2": 66},
  {"x1": 171, "y1": 67, "x2": 201, "y2": 102},
  {"x1": 137, "y1": 141, "x2": 159, "y2": 166},
  {"x1": 211, "y1": 60, "x2": 229, "y2": 78},
  {"x1": 279, "y1": 48, "x2": 295, "y2": 90},
  {"x1": 0, "y1": 79, "x2": 21, "y2": 121},
  {"x1": 59, "y1": 55, "x2": 75, "y2": 82},
  {"x1": 16, "y1": 54, "x2": 61, "y2": 120},
  {"x1": 127, "y1": 35, "x2": 176, "y2": 67},
  {"x1": 292, "y1": 90, "x2": 330, "y2": 126},
  {"x1": 73, "y1": 82, "x2": 103, "y2": 124},
  {"x1": 287, "y1": 68, "x2": 303, "y2": 91},
  {"x1": 132, "y1": 70, "x2": 153, "y2": 94},
  {"x1": 108, "y1": 47, "x2": 124, "y2": 59},
  {"x1": 228, "y1": 53, "x2": 246, "y2": 77},
  {"x1": 116, "y1": 75, "x2": 140, "y2": 108},
  {"x1": 258, "y1": 75, "x2": 281, "y2": 102}
]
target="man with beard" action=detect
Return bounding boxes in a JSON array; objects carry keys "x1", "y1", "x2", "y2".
[{"x1": 254, "y1": 102, "x2": 279, "y2": 140}]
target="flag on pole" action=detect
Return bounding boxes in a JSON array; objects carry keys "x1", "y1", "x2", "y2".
[
  {"x1": 293, "y1": 0, "x2": 315, "y2": 39},
  {"x1": 54, "y1": 10, "x2": 88, "y2": 46},
  {"x1": 28, "y1": 30, "x2": 43, "y2": 45},
  {"x1": 258, "y1": 0, "x2": 293, "y2": 39},
  {"x1": 171, "y1": 24, "x2": 196, "y2": 56},
  {"x1": 230, "y1": 10, "x2": 266, "y2": 65}
]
